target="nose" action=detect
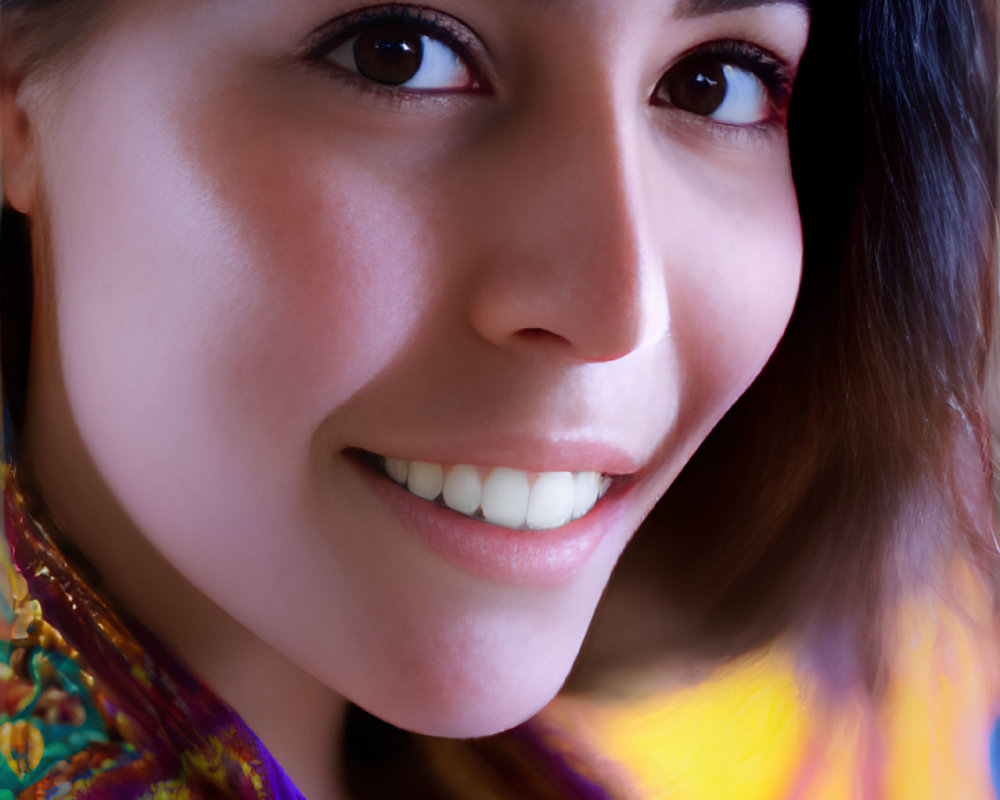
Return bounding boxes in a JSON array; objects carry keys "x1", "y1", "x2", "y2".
[{"x1": 465, "y1": 77, "x2": 669, "y2": 363}]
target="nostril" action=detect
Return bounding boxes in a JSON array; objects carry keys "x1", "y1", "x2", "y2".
[{"x1": 515, "y1": 328, "x2": 571, "y2": 347}]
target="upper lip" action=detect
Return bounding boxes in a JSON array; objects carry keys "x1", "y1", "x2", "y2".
[{"x1": 345, "y1": 434, "x2": 645, "y2": 478}]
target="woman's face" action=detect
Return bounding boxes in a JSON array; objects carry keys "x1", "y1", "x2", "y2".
[{"x1": 5, "y1": 0, "x2": 808, "y2": 735}]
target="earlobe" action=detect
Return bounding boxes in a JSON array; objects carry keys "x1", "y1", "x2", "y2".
[{"x1": 1, "y1": 44, "x2": 39, "y2": 215}]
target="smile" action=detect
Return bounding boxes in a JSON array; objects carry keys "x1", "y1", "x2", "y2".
[{"x1": 378, "y1": 456, "x2": 611, "y2": 531}]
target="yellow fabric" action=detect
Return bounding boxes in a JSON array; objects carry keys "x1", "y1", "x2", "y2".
[
  {"x1": 551, "y1": 654, "x2": 806, "y2": 799},
  {"x1": 546, "y1": 577, "x2": 999, "y2": 799}
]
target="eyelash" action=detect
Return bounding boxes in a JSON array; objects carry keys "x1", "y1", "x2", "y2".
[{"x1": 304, "y1": 5, "x2": 793, "y2": 130}]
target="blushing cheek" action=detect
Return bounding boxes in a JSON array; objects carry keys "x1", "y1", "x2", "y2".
[
  {"x1": 689, "y1": 233, "x2": 801, "y2": 423},
  {"x1": 662, "y1": 145, "x2": 802, "y2": 436},
  {"x1": 175, "y1": 75, "x2": 456, "y2": 439}
]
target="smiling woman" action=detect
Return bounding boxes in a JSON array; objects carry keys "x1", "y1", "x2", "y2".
[{"x1": 0, "y1": 0, "x2": 995, "y2": 798}]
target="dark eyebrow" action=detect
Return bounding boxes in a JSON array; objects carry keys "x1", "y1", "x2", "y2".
[{"x1": 673, "y1": 0, "x2": 810, "y2": 18}]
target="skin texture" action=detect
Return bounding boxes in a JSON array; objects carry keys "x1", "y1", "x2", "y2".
[{"x1": 2, "y1": 0, "x2": 809, "y2": 796}]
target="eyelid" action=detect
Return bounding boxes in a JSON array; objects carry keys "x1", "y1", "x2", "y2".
[{"x1": 303, "y1": 4, "x2": 494, "y2": 92}]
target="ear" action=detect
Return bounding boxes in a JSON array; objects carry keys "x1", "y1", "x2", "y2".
[{"x1": 1, "y1": 31, "x2": 40, "y2": 215}]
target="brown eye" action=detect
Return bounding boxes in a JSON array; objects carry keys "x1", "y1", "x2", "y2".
[
  {"x1": 660, "y1": 54, "x2": 728, "y2": 116},
  {"x1": 324, "y1": 19, "x2": 476, "y2": 91},
  {"x1": 354, "y1": 25, "x2": 424, "y2": 85},
  {"x1": 654, "y1": 49, "x2": 774, "y2": 126}
]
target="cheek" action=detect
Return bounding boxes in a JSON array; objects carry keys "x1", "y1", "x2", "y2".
[
  {"x1": 43, "y1": 59, "x2": 432, "y2": 481},
  {"x1": 36, "y1": 49, "x2": 464, "y2": 656},
  {"x1": 660, "y1": 144, "x2": 803, "y2": 427}
]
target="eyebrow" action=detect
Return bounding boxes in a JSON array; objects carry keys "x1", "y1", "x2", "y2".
[{"x1": 673, "y1": 0, "x2": 810, "y2": 18}]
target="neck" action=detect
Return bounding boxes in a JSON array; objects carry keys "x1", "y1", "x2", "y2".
[{"x1": 182, "y1": 606, "x2": 348, "y2": 800}]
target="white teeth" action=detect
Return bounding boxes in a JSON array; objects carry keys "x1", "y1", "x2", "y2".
[
  {"x1": 385, "y1": 457, "x2": 409, "y2": 485},
  {"x1": 481, "y1": 467, "x2": 531, "y2": 529},
  {"x1": 442, "y1": 464, "x2": 482, "y2": 516},
  {"x1": 526, "y1": 471, "x2": 575, "y2": 530},
  {"x1": 407, "y1": 461, "x2": 444, "y2": 501},
  {"x1": 380, "y1": 456, "x2": 610, "y2": 530},
  {"x1": 572, "y1": 471, "x2": 603, "y2": 520}
]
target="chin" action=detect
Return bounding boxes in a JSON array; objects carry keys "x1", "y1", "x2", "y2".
[
  {"x1": 342, "y1": 612, "x2": 588, "y2": 740},
  {"x1": 368, "y1": 667, "x2": 570, "y2": 740},
  {"x1": 305, "y1": 509, "x2": 624, "y2": 740}
]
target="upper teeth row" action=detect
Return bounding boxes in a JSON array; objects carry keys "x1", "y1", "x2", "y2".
[{"x1": 383, "y1": 458, "x2": 610, "y2": 531}]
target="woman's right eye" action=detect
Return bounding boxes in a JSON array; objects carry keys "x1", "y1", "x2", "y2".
[{"x1": 313, "y1": 11, "x2": 482, "y2": 93}]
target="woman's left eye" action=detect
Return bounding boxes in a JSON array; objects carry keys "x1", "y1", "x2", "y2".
[
  {"x1": 320, "y1": 17, "x2": 478, "y2": 92},
  {"x1": 654, "y1": 43, "x2": 789, "y2": 126}
]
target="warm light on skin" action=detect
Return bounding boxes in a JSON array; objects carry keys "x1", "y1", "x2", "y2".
[{"x1": 2, "y1": 0, "x2": 809, "y2": 797}]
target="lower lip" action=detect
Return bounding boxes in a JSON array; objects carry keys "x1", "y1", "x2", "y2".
[{"x1": 353, "y1": 458, "x2": 634, "y2": 586}]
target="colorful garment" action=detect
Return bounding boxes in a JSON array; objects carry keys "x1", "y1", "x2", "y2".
[{"x1": 0, "y1": 466, "x2": 306, "y2": 799}]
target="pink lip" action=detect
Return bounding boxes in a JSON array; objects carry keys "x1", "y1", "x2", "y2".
[{"x1": 352, "y1": 455, "x2": 637, "y2": 586}]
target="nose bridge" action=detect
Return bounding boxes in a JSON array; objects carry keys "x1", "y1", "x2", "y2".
[{"x1": 466, "y1": 71, "x2": 669, "y2": 363}]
